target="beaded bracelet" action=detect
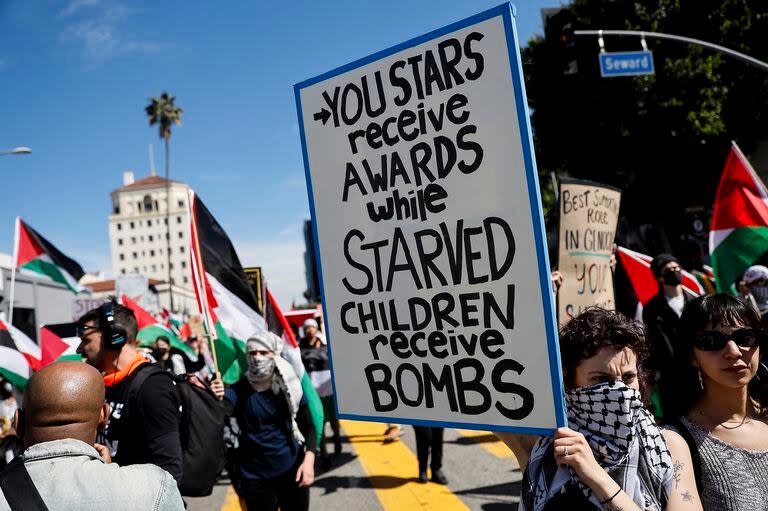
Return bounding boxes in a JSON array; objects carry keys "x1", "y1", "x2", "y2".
[{"x1": 600, "y1": 487, "x2": 621, "y2": 505}]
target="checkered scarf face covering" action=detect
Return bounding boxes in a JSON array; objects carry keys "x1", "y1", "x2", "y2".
[{"x1": 520, "y1": 381, "x2": 674, "y2": 511}]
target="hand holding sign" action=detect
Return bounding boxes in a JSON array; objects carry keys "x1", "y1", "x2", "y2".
[{"x1": 296, "y1": 4, "x2": 565, "y2": 433}]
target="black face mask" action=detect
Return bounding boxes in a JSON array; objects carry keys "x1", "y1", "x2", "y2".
[{"x1": 662, "y1": 269, "x2": 683, "y2": 286}]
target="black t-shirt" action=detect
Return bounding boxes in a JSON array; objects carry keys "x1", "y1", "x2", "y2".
[{"x1": 100, "y1": 362, "x2": 183, "y2": 482}]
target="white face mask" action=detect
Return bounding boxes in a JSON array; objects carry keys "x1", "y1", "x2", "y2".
[{"x1": 247, "y1": 354, "x2": 275, "y2": 381}]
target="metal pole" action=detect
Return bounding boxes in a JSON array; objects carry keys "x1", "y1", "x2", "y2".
[
  {"x1": 574, "y1": 29, "x2": 768, "y2": 72},
  {"x1": 8, "y1": 218, "x2": 20, "y2": 327}
]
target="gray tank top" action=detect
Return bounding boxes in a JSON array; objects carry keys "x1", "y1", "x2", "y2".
[{"x1": 673, "y1": 417, "x2": 768, "y2": 511}]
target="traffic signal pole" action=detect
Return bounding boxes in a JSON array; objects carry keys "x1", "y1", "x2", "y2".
[{"x1": 574, "y1": 29, "x2": 768, "y2": 72}]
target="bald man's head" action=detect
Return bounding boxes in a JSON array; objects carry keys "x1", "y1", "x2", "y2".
[{"x1": 16, "y1": 361, "x2": 109, "y2": 449}]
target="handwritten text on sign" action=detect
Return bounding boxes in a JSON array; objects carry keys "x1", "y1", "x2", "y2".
[
  {"x1": 557, "y1": 179, "x2": 621, "y2": 322},
  {"x1": 297, "y1": 8, "x2": 563, "y2": 431}
]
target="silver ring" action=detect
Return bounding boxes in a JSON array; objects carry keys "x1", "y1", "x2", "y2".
[{"x1": 563, "y1": 446, "x2": 569, "y2": 457}]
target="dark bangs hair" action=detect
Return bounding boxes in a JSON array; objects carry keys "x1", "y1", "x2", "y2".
[
  {"x1": 559, "y1": 307, "x2": 651, "y2": 399},
  {"x1": 662, "y1": 293, "x2": 768, "y2": 419}
]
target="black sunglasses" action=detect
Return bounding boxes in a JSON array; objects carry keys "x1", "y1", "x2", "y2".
[
  {"x1": 76, "y1": 325, "x2": 99, "y2": 338},
  {"x1": 693, "y1": 328, "x2": 764, "y2": 351}
]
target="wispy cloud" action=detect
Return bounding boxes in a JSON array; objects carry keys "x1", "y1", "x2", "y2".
[
  {"x1": 280, "y1": 176, "x2": 307, "y2": 190},
  {"x1": 60, "y1": 1, "x2": 166, "y2": 63},
  {"x1": 60, "y1": 0, "x2": 101, "y2": 17},
  {"x1": 235, "y1": 229, "x2": 307, "y2": 307}
]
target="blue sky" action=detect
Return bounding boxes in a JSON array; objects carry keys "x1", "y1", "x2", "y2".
[{"x1": 0, "y1": 0, "x2": 557, "y2": 305}]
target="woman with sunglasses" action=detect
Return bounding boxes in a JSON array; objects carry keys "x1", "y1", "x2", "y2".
[
  {"x1": 498, "y1": 308, "x2": 701, "y2": 511},
  {"x1": 662, "y1": 293, "x2": 768, "y2": 510}
]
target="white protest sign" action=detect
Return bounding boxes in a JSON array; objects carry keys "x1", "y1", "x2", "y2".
[
  {"x1": 296, "y1": 4, "x2": 565, "y2": 433},
  {"x1": 72, "y1": 298, "x2": 108, "y2": 321},
  {"x1": 557, "y1": 179, "x2": 621, "y2": 323}
]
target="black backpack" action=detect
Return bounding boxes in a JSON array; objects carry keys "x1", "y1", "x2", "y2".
[{"x1": 126, "y1": 365, "x2": 227, "y2": 497}]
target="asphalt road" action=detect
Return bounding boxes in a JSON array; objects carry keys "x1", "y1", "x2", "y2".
[{"x1": 186, "y1": 420, "x2": 523, "y2": 511}]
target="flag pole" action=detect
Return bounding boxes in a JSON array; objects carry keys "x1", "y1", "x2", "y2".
[
  {"x1": 188, "y1": 190, "x2": 220, "y2": 374},
  {"x1": 8, "y1": 217, "x2": 20, "y2": 327}
]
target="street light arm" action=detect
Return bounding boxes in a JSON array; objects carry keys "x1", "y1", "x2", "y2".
[{"x1": 574, "y1": 29, "x2": 768, "y2": 72}]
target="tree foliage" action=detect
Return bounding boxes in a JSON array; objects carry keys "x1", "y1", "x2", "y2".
[{"x1": 524, "y1": 0, "x2": 768, "y2": 260}]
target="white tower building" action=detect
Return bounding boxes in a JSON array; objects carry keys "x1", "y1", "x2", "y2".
[{"x1": 108, "y1": 171, "x2": 195, "y2": 312}]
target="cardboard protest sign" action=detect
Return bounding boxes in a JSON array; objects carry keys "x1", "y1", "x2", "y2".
[
  {"x1": 295, "y1": 4, "x2": 565, "y2": 433},
  {"x1": 557, "y1": 179, "x2": 621, "y2": 323}
]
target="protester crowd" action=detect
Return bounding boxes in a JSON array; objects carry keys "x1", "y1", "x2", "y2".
[{"x1": 0, "y1": 249, "x2": 767, "y2": 511}]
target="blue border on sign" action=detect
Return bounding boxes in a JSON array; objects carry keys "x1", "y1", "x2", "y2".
[
  {"x1": 294, "y1": 2, "x2": 567, "y2": 434},
  {"x1": 599, "y1": 50, "x2": 655, "y2": 77}
]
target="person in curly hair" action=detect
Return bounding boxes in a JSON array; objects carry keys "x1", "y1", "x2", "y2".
[{"x1": 496, "y1": 307, "x2": 701, "y2": 511}]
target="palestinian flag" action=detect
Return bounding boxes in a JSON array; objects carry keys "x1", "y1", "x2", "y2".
[
  {"x1": 14, "y1": 218, "x2": 86, "y2": 293},
  {"x1": 120, "y1": 295, "x2": 197, "y2": 361},
  {"x1": 615, "y1": 246, "x2": 704, "y2": 320},
  {"x1": 709, "y1": 142, "x2": 768, "y2": 292},
  {"x1": 40, "y1": 323, "x2": 81, "y2": 365},
  {"x1": 0, "y1": 319, "x2": 38, "y2": 388},
  {"x1": 189, "y1": 191, "x2": 266, "y2": 384},
  {"x1": 265, "y1": 288, "x2": 324, "y2": 444}
]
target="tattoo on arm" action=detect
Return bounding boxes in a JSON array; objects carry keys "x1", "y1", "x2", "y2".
[
  {"x1": 673, "y1": 460, "x2": 683, "y2": 488},
  {"x1": 681, "y1": 491, "x2": 694, "y2": 503}
]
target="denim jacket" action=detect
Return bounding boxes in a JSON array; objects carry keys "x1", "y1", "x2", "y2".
[{"x1": 0, "y1": 438, "x2": 184, "y2": 511}]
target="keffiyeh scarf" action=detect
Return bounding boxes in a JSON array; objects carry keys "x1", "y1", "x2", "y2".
[
  {"x1": 246, "y1": 331, "x2": 305, "y2": 445},
  {"x1": 520, "y1": 381, "x2": 674, "y2": 511}
]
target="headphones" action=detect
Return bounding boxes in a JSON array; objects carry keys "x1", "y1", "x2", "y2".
[{"x1": 98, "y1": 302, "x2": 128, "y2": 349}]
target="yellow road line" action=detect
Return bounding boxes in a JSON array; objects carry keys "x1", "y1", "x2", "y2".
[
  {"x1": 220, "y1": 485, "x2": 243, "y2": 511},
  {"x1": 341, "y1": 420, "x2": 470, "y2": 511},
  {"x1": 455, "y1": 429, "x2": 517, "y2": 464}
]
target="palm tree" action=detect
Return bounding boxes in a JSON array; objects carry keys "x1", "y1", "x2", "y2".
[{"x1": 146, "y1": 92, "x2": 183, "y2": 313}]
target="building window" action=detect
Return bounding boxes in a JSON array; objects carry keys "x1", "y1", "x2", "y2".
[
  {"x1": 183, "y1": 276, "x2": 188, "y2": 284},
  {"x1": 118, "y1": 239, "x2": 123, "y2": 246},
  {"x1": 131, "y1": 236, "x2": 136, "y2": 244},
  {"x1": 148, "y1": 235, "x2": 153, "y2": 242},
  {"x1": 143, "y1": 195, "x2": 153, "y2": 212},
  {"x1": 164, "y1": 218, "x2": 168, "y2": 225},
  {"x1": 160, "y1": 264, "x2": 164, "y2": 269},
  {"x1": 137, "y1": 201, "x2": 142, "y2": 212},
  {"x1": 150, "y1": 250, "x2": 155, "y2": 257},
  {"x1": 178, "y1": 200, "x2": 184, "y2": 208},
  {"x1": 170, "y1": 278, "x2": 175, "y2": 284},
  {"x1": 121, "y1": 269, "x2": 126, "y2": 274},
  {"x1": 142, "y1": 251, "x2": 145, "y2": 257},
  {"x1": 169, "y1": 263, "x2": 174, "y2": 269},
  {"x1": 116, "y1": 223, "x2": 122, "y2": 231},
  {"x1": 132, "y1": 252, "x2": 138, "y2": 259},
  {"x1": 119, "y1": 254, "x2": 125, "y2": 261},
  {"x1": 152, "y1": 264, "x2": 157, "y2": 272},
  {"x1": 154, "y1": 200, "x2": 159, "y2": 211},
  {"x1": 140, "y1": 236, "x2": 144, "y2": 242},
  {"x1": 147, "y1": 220, "x2": 152, "y2": 227},
  {"x1": 130, "y1": 222, "x2": 135, "y2": 229},
  {"x1": 134, "y1": 267, "x2": 139, "y2": 273},
  {"x1": 179, "y1": 246, "x2": 185, "y2": 254},
  {"x1": 166, "y1": 233, "x2": 170, "y2": 240},
  {"x1": 178, "y1": 232, "x2": 183, "y2": 239},
  {"x1": 113, "y1": 204, "x2": 120, "y2": 214},
  {"x1": 176, "y1": 216, "x2": 182, "y2": 224},
  {"x1": 181, "y1": 261, "x2": 187, "y2": 269}
]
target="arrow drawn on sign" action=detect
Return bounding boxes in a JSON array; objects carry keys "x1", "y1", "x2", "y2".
[{"x1": 313, "y1": 108, "x2": 331, "y2": 125}]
